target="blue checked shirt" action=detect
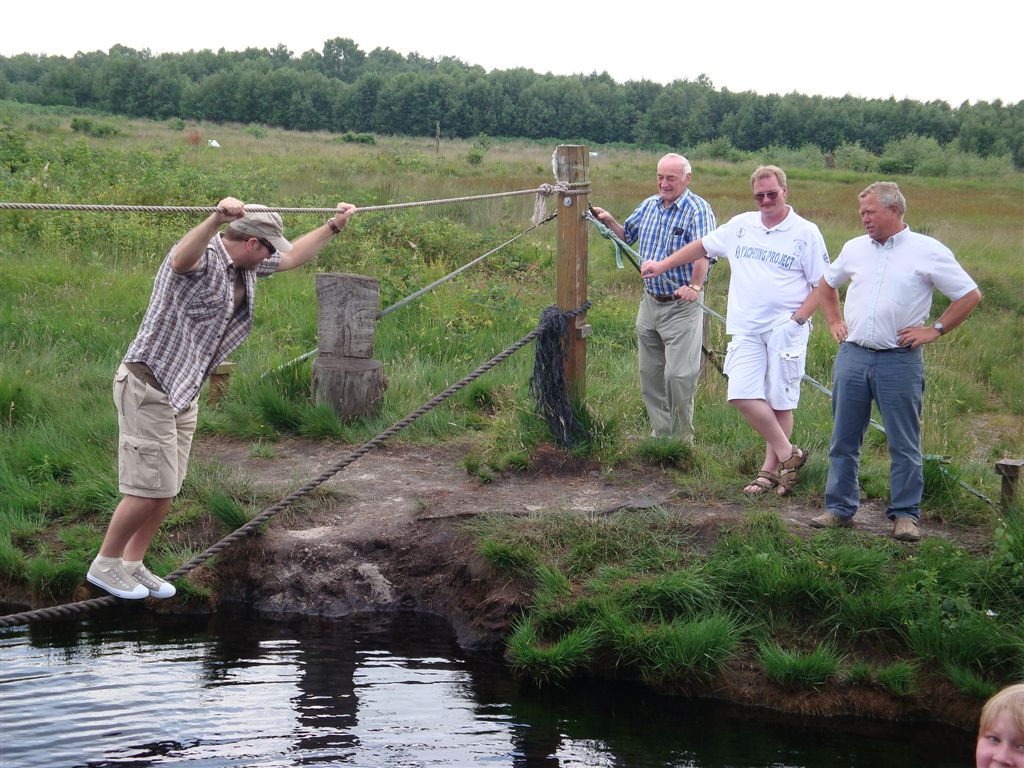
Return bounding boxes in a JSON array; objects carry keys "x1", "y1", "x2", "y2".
[{"x1": 622, "y1": 189, "x2": 717, "y2": 296}]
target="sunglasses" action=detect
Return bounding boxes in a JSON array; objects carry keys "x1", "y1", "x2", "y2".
[
  {"x1": 255, "y1": 237, "x2": 276, "y2": 254},
  {"x1": 753, "y1": 190, "x2": 781, "y2": 201}
]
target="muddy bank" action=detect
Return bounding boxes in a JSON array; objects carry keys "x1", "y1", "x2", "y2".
[{"x1": 179, "y1": 437, "x2": 983, "y2": 732}]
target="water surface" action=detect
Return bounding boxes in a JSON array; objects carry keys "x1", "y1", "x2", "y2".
[{"x1": 0, "y1": 610, "x2": 973, "y2": 767}]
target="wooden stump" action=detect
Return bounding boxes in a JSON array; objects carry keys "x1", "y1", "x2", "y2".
[
  {"x1": 312, "y1": 357, "x2": 387, "y2": 419},
  {"x1": 312, "y1": 273, "x2": 387, "y2": 420}
]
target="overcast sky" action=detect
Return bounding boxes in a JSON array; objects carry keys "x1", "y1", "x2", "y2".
[{"x1": 4, "y1": 0, "x2": 1020, "y2": 106}]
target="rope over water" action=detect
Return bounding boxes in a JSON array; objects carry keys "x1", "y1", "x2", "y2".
[{"x1": 0, "y1": 302, "x2": 592, "y2": 630}]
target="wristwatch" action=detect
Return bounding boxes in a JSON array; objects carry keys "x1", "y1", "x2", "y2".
[
  {"x1": 791, "y1": 313, "x2": 807, "y2": 326},
  {"x1": 933, "y1": 321, "x2": 945, "y2": 336}
]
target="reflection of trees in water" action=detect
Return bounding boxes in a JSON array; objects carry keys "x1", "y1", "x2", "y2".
[
  {"x1": 467, "y1": 674, "x2": 975, "y2": 768},
  {"x1": 288, "y1": 618, "x2": 360, "y2": 758},
  {"x1": 39, "y1": 611, "x2": 971, "y2": 767}
]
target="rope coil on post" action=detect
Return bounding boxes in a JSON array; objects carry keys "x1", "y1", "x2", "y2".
[{"x1": 0, "y1": 302, "x2": 592, "y2": 630}]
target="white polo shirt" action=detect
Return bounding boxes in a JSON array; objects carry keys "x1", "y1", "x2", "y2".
[
  {"x1": 702, "y1": 207, "x2": 830, "y2": 335},
  {"x1": 825, "y1": 227, "x2": 977, "y2": 350}
]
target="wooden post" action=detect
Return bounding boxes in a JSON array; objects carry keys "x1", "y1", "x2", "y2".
[
  {"x1": 554, "y1": 145, "x2": 590, "y2": 401},
  {"x1": 208, "y1": 361, "x2": 236, "y2": 406},
  {"x1": 996, "y1": 458, "x2": 1024, "y2": 512},
  {"x1": 311, "y1": 273, "x2": 387, "y2": 419}
]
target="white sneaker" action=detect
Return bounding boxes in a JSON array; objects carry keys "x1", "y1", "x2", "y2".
[
  {"x1": 126, "y1": 563, "x2": 176, "y2": 599},
  {"x1": 87, "y1": 560, "x2": 149, "y2": 599}
]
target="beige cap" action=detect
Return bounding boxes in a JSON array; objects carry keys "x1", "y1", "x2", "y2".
[{"x1": 227, "y1": 207, "x2": 293, "y2": 253}]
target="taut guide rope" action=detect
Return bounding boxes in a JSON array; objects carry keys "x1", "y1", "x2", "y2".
[
  {"x1": 0, "y1": 183, "x2": 586, "y2": 216},
  {"x1": 0, "y1": 302, "x2": 591, "y2": 630},
  {"x1": 262, "y1": 211, "x2": 559, "y2": 380}
]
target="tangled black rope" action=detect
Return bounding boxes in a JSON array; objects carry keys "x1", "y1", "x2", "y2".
[
  {"x1": 0, "y1": 302, "x2": 592, "y2": 630},
  {"x1": 530, "y1": 304, "x2": 591, "y2": 447}
]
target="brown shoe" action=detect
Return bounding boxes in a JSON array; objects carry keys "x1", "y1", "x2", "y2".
[
  {"x1": 893, "y1": 517, "x2": 921, "y2": 542},
  {"x1": 809, "y1": 512, "x2": 853, "y2": 529},
  {"x1": 776, "y1": 447, "x2": 809, "y2": 496}
]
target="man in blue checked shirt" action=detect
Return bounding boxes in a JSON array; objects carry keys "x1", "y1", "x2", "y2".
[{"x1": 592, "y1": 153, "x2": 716, "y2": 443}]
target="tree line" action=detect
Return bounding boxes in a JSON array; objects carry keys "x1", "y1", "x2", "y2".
[{"x1": 2, "y1": 39, "x2": 1022, "y2": 167}]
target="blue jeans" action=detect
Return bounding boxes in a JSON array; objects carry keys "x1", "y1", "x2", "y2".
[{"x1": 824, "y1": 343, "x2": 925, "y2": 521}]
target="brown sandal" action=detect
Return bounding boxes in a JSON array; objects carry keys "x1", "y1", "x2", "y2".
[
  {"x1": 743, "y1": 470, "x2": 778, "y2": 494},
  {"x1": 776, "y1": 447, "x2": 809, "y2": 496}
]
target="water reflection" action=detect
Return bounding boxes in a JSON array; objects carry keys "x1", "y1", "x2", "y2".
[{"x1": 0, "y1": 610, "x2": 973, "y2": 767}]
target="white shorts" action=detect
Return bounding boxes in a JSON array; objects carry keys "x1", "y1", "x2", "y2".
[{"x1": 723, "y1": 320, "x2": 809, "y2": 410}]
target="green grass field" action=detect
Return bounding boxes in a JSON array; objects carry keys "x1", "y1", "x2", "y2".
[{"x1": 2, "y1": 102, "x2": 1022, "y2": 700}]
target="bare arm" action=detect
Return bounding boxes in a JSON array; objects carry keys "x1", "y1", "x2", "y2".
[
  {"x1": 170, "y1": 197, "x2": 244, "y2": 274},
  {"x1": 277, "y1": 203, "x2": 358, "y2": 272},
  {"x1": 815, "y1": 277, "x2": 847, "y2": 343},
  {"x1": 897, "y1": 288, "x2": 982, "y2": 350},
  {"x1": 640, "y1": 239, "x2": 708, "y2": 279}
]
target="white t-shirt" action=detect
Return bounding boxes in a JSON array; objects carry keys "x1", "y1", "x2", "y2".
[
  {"x1": 825, "y1": 226, "x2": 977, "y2": 350},
  {"x1": 702, "y1": 207, "x2": 830, "y2": 335}
]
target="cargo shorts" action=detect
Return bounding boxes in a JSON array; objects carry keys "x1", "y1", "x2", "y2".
[{"x1": 113, "y1": 364, "x2": 198, "y2": 498}]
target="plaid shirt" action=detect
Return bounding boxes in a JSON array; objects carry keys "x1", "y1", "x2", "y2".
[
  {"x1": 622, "y1": 189, "x2": 717, "y2": 296},
  {"x1": 123, "y1": 234, "x2": 281, "y2": 413}
]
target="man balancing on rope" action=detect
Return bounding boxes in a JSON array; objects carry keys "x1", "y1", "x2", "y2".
[
  {"x1": 86, "y1": 198, "x2": 357, "y2": 600},
  {"x1": 642, "y1": 165, "x2": 827, "y2": 497},
  {"x1": 591, "y1": 153, "x2": 716, "y2": 444}
]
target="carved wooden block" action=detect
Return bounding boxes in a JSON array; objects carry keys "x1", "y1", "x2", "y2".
[{"x1": 315, "y1": 273, "x2": 380, "y2": 359}]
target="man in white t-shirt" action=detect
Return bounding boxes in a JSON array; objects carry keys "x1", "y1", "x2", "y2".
[
  {"x1": 641, "y1": 165, "x2": 828, "y2": 496},
  {"x1": 810, "y1": 181, "x2": 981, "y2": 542}
]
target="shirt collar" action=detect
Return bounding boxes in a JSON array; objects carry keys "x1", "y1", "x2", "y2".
[
  {"x1": 870, "y1": 224, "x2": 910, "y2": 250},
  {"x1": 212, "y1": 233, "x2": 236, "y2": 269},
  {"x1": 664, "y1": 188, "x2": 692, "y2": 211},
  {"x1": 759, "y1": 205, "x2": 795, "y2": 232}
]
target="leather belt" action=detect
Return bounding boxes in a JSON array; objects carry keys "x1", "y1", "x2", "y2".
[{"x1": 647, "y1": 292, "x2": 677, "y2": 303}]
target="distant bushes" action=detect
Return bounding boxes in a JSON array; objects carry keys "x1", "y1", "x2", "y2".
[
  {"x1": 685, "y1": 134, "x2": 1016, "y2": 178},
  {"x1": 69, "y1": 117, "x2": 120, "y2": 138}
]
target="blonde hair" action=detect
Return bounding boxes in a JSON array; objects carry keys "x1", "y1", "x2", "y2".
[
  {"x1": 979, "y1": 683, "x2": 1024, "y2": 736},
  {"x1": 751, "y1": 165, "x2": 786, "y2": 188}
]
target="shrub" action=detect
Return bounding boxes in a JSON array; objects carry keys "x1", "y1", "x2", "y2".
[
  {"x1": 245, "y1": 123, "x2": 268, "y2": 139},
  {"x1": 832, "y1": 142, "x2": 878, "y2": 172},
  {"x1": 337, "y1": 131, "x2": 375, "y2": 145},
  {"x1": 69, "y1": 117, "x2": 120, "y2": 138}
]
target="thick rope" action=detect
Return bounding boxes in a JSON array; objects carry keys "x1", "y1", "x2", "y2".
[
  {"x1": 0, "y1": 302, "x2": 592, "y2": 630},
  {"x1": 261, "y1": 213, "x2": 558, "y2": 381},
  {"x1": 0, "y1": 184, "x2": 587, "y2": 216},
  {"x1": 585, "y1": 211, "x2": 996, "y2": 506}
]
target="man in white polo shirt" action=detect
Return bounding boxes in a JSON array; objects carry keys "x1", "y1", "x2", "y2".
[
  {"x1": 811, "y1": 181, "x2": 981, "y2": 541},
  {"x1": 641, "y1": 165, "x2": 828, "y2": 496}
]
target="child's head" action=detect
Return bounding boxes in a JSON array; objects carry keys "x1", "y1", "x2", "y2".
[{"x1": 977, "y1": 684, "x2": 1024, "y2": 767}]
